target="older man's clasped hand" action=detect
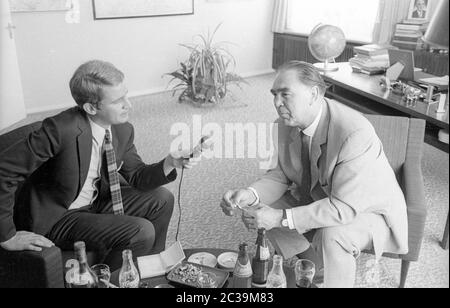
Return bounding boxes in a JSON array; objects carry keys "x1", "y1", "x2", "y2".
[{"x1": 220, "y1": 189, "x2": 283, "y2": 231}]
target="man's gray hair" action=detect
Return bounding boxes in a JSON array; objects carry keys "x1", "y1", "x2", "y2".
[
  {"x1": 278, "y1": 61, "x2": 328, "y2": 95},
  {"x1": 70, "y1": 60, "x2": 124, "y2": 108}
]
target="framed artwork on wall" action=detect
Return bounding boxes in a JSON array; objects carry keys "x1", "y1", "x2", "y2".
[
  {"x1": 407, "y1": 0, "x2": 431, "y2": 21},
  {"x1": 9, "y1": 0, "x2": 69, "y2": 12},
  {"x1": 92, "y1": 0, "x2": 194, "y2": 20}
]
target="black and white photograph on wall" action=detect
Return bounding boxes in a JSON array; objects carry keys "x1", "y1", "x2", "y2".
[{"x1": 408, "y1": 0, "x2": 431, "y2": 21}]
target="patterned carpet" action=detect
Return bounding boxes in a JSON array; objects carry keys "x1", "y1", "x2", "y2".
[{"x1": 5, "y1": 73, "x2": 448, "y2": 288}]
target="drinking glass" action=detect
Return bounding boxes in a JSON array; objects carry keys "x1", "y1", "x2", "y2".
[
  {"x1": 92, "y1": 264, "x2": 111, "y2": 288},
  {"x1": 294, "y1": 259, "x2": 315, "y2": 288}
]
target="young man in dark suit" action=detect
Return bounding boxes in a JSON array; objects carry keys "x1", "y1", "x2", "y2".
[{"x1": 0, "y1": 60, "x2": 197, "y2": 270}]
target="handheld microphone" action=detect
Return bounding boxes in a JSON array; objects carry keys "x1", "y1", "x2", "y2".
[{"x1": 188, "y1": 135, "x2": 212, "y2": 158}]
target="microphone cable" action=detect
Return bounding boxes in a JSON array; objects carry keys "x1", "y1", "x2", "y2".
[
  {"x1": 174, "y1": 135, "x2": 210, "y2": 243},
  {"x1": 175, "y1": 166, "x2": 185, "y2": 243}
]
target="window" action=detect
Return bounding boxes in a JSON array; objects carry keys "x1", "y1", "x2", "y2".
[{"x1": 286, "y1": 0, "x2": 381, "y2": 43}]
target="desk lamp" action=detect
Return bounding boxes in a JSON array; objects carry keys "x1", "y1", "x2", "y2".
[
  {"x1": 422, "y1": 0, "x2": 449, "y2": 50},
  {"x1": 422, "y1": 0, "x2": 449, "y2": 113}
]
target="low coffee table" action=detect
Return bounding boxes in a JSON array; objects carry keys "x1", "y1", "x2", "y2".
[{"x1": 110, "y1": 248, "x2": 302, "y2": 288}]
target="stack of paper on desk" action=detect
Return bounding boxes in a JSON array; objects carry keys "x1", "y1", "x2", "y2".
[
  {"x1": 418, "y1": 76, "x2": 449, "y2": 91},
  {"x1": 137, "y1": 241, "x2": 185, "y2": 279}
]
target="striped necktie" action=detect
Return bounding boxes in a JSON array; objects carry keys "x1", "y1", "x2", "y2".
[{"x1": 104, "y1": 129, "x2": 124, "y2": 215}]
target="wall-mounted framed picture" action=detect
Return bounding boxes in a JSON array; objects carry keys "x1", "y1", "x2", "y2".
[
  {"x1": 9, "y1": 0, "x2": 70, "y2": 12},
  {"x1": 407, "y1": 0, "x2": 431, "y2": 21},
  {"x1": 92, "y1": 0, "x2": 194, "y2": 20}
]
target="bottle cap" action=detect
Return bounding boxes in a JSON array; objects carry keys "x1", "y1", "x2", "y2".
[{"x1": 74, "y1": 241, "x2": 85, "y2": 250}]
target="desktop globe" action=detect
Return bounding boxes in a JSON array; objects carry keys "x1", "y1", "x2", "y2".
[{"x1": 308, "y1": 24, "x2": 346, "y2": 72}]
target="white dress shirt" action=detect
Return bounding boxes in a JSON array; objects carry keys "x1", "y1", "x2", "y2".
[
  {"x1": 249, "y1": 105, "x2": 323, "y2": 229},
  {"x1": 69, "y1": 119, "x2": 111, "y2": 210}
]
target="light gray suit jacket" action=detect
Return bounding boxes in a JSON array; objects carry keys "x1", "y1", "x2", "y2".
[{"x1": 251, "y1": 99, "x2": 408, "y2": 257}]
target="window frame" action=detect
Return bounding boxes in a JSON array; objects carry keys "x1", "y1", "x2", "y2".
[{"x1": 284, "y1": 0, "x2": 381, "y2": 44}]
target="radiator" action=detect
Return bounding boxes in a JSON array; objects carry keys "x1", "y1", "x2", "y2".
[{"x1": 273, "y1": 33, "x2": 357, "y2": 69}]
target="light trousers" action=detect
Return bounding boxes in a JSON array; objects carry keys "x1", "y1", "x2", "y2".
[{"x1": 266, "y1": 192, "x2": 390, "y2": 288}]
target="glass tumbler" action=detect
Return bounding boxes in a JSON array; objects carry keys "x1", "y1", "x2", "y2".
[
  {"x1": 294, "y1": 259, "x2": 315, "y2": 288},
  {"x1": 91, "y1": 264, "x2": 111, "y2": 288}
]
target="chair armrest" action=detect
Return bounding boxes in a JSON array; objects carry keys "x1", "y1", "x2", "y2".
[
  {"x1": 402, "y1": 161, "x2": 426, "y2": 211},
  {"x1": 0, "y1": 246, "x2": 65, "y2": 288},
  {"x1": 400, "y1": 161, "x2": 427, "y2": 262}
]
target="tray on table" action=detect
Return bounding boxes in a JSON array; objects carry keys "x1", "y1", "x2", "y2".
[{"x1": 167, "y1": 261, "x2": 229, "y2": 288}]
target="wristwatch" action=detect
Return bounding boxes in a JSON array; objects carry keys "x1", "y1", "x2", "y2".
[{"x1": 281, "y1": 209, "x2": 289, "y2": 228}]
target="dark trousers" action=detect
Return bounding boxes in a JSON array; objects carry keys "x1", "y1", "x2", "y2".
[{"x1": 46, "y1": 186, "x2": 174, "y2": 271}]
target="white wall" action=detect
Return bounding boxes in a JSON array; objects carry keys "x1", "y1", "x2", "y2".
[
  {"x1": 1, "y1": 0, "x2": 26, "y2": 129},
  {"x1": 11, "y1": 0, "x2": 275, "y2": 113}
]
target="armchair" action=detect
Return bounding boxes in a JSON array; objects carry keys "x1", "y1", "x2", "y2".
[
  {"x1": 364, "y1": 115, "x2": 427, "y2": 288},
  {"x1": 0, "y1": 121, "x2": 67, "y2": 288},
  {"x1": 0, "y1": 121, "x2": 66, "y2": 288},
  {"x1": 0, "y1": 121, "x2": 115, "y2": 287}
]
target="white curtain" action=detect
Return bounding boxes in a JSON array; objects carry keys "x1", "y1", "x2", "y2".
[
  {"x1": 272, "y1": 0, "x2": 289, "y2": 33},
  {"x1": 372, "y1": 0, "x2": 440, "y2": 44},
  {"x1": 0, "y1": 0, "x2": 26, "y2": 130}
]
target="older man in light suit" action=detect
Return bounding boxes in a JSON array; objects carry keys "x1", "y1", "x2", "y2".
[{"x1": 220, "y1": 61, "x2": 408, "y2": 288}]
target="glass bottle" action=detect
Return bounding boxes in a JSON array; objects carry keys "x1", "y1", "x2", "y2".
[
  {"x1": 232, "y1": 243, "x2": 252, "y2": 288},
  {"x1": 68, "y1": 241, "x2": 98, "y2": 288},
  {"x1": 266, "y1": 255, "x2": 287, "y2": 288},
  {"x1": 252, "y1": 228, "x2": 270, "y2": 287},
  {"x1": 119, "y1": 249, "x2": 140, "y2": 288}
]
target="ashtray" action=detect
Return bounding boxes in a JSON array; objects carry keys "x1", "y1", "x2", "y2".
[
  {"x1": 217, "y1": 252, "x2": 238, "y2": 271},
  {"x1": 188, "y1": 252, "x2": 218, "y2": 268}
]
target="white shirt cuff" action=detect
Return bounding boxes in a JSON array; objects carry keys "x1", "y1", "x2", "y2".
[
  {"x1": 286, "y1": 209, "x2": 296, "y2": 230},
  {"x1": 247, "y1": 187, "x2": 260, "y2": 207}
]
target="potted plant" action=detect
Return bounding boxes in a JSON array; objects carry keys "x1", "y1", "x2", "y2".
[{"x1": 166, "y1": 24, "x2": 247, "y2": 106}]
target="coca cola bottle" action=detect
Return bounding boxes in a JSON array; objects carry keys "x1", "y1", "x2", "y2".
[
  {"x1": 266, "y1": 255, "x2": 287, "y2": 288},
  {"x1": 119, "y1": 249, "x2": 140, "y2": 288}
]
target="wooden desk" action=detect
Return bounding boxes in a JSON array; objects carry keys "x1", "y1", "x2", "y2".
[{"x1": 322, "y1": 63, "x2": 449, "y2": 153}]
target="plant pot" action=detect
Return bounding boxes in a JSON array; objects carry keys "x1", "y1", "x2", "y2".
[{"x1": 180, "y1": 96, "x2": 218, "y2": 108}]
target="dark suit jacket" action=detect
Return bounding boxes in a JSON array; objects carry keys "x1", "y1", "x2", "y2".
[
  {"x1": 0, "y1": 107, "x2": 176, "y2": 243},
  {"x1": 412, "y1": 9, "x2": 426, "y2": 18}
]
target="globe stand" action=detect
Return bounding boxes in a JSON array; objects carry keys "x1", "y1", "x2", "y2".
[{"x1": 313, "y1": 59, "x2": 339, "y2": 72}]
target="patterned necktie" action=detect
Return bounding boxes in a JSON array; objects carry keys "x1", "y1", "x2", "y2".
[
  {"x1": 104, "y1": 129, "x2": 124, "y2": 215},
  {"x1": 300, "y1": 131, "x2": 311, "y2": 196}
]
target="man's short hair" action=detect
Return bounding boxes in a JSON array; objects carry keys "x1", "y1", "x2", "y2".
[
  {"x1": 70, "y1": 60, "x2": 124, "y2": 108},
  {"x1": 278, "y1": 61, "x2": 328, "y2": 95}
]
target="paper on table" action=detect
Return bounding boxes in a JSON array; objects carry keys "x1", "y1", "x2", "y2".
[
  {"x1": 386, "y1": 62, "x2": 405, "y2": 81},
  {"x1": 418, "y1": 75, "x2": 449, "y2": 86},
  {"x1": 137, "y1": 241, "x2": 185, "y2": 279}
]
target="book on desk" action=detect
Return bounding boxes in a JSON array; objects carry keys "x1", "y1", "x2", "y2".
[{"x1": 351, "y1": 66, "x2": 386, "y2": 75}]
